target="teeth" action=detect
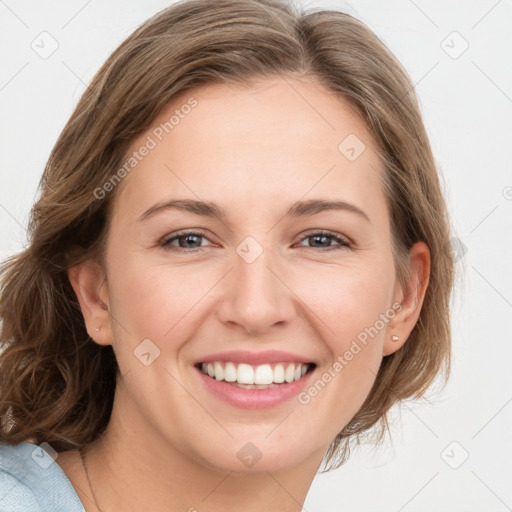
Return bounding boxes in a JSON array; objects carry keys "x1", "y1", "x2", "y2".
[
  {"x1": 237, "y1": 363, "x2": 254, "y2": 384},
  {"x1": 200, "y1": 361, "x2": 312, "y2": 385},
  {"x1": 254, "y1": 364, "x2": 273, "y2": 385},
  {"x1": 284, "y1": 364, "x2": 295, "y2": 383},
  {"x1": 214, "y1": 362, "x2": 224, "y2": 381},
  {"x1": 273, "y1": 363, "x2": 285, "y2": 383},
  {"x1": 224, "y1": 362, "x2": 237, "y2": 382}
]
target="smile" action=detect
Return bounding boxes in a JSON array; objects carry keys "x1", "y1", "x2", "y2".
[
  {"x1": 198, "y1": 361, "x2": 316, "y2": 388},
  {"x1": 193, "y1": 351, "x2": 318, "y2": 409}
]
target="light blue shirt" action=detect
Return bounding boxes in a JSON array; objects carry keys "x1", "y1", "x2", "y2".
[{"x1": 0, "y1": 441, "x2": 85, "y2": 512}]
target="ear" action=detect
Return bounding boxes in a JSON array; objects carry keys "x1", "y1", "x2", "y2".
[
  {"x1": 67, "y1": 260, "x2": 112, "y2": 346},
  {"x1": 383, "y1": 241, "x2": 431, "y2": 356}
]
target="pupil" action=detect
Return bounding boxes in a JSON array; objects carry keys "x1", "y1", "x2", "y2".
[
  {"x1": 312, "y1": 235, "x2": 329, "y2": 247},
  {"x1": 182, "y1": 235, "x2": 200, "y2": 248}
]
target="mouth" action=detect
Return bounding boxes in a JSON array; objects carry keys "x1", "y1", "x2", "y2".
[
  {"x1": 193, "y1": 353, "x2": 317, "y2": 409},
  {"x1": 195, "y1": 361, "x2": 317, "y2": 389}
]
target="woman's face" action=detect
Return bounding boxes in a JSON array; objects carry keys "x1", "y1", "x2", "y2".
[{"x1": 92, "y1": 76, "x2": 410, "y2": 473}]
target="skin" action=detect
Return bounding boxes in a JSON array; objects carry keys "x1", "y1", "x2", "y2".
[{"x1": 63, "y1": 75, "x2": 430, "y2": 511}]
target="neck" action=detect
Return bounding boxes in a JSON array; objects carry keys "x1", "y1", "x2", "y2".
[{"x1": 84, "y1": 378, "x2": 326, "y2": 512}]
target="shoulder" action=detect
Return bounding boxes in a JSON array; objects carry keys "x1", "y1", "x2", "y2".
[{"x1": 0, "y1": 441, "x2": 85, "y2": 512}]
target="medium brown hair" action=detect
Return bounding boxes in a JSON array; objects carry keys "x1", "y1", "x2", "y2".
[{"x1": 0, "y1": 0, "x2": 455, "y2": 471}]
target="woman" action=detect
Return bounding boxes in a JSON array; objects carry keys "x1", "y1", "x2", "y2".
[{"x1": 0, "y1": 0, "x2": 454, "y2": 510}]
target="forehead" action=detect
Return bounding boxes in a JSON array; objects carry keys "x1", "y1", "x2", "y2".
[{"x1": 111, "y1": 76, "x2": 386, "y2": 225}]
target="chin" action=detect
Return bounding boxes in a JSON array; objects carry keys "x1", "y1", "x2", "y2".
[{"x1": 184, "y1": 430, "x2": 323, "y2": 474}]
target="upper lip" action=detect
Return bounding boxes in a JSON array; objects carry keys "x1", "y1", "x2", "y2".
[{"x1": 194, "y1": 350, "x2": 316, "y2": 366}]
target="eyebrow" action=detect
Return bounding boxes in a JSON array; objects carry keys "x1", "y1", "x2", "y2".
[{"x1": 137, "y1": 198, "x2": 370, "y2": 223}]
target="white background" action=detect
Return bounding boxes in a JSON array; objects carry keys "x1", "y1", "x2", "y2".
[{"x1": 1, "y1": 1, "x2": 511, "y2": 511}]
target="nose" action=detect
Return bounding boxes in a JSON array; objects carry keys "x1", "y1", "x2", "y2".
[{"x1": 215, "y1": 244, "x2": 296, "y2": 336}]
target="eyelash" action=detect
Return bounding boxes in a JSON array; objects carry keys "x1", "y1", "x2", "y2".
[{"x1": 159, "y1": 229, "x2": 352, "y2": 253}]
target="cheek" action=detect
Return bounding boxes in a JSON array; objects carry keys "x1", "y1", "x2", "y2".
[
  {"x1": 289, "y1": 256, "x2": 395, "y2": 349},
  {"x1": 106, "y1": 253, "x2": 219, "y2": 353},
  {"x1": 289, "y1": 259, "x2": 394, "y2": 423}
]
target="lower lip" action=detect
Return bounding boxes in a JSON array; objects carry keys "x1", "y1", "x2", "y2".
[{"x1": 195, "y1": 367, "x2": 315, "y2": 410}]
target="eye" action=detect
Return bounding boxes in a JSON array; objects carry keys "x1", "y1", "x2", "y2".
[
  {"x1": 296, "y1": 230, "x2": 351, "y2": 251},
  {"x1": 160, "y1": 230, "x2": 211, "y2": 251}
]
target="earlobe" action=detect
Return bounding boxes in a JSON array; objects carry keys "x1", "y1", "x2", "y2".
[
  {"x1": 67, "y1": 261, "x2": 112, "y2": 346},
  {"x1": 383, "y1": 330, "x2": 407, "y2": 356},
  {"x1": 383, "y1": 241, "x2": 431, "y2": 356}
]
